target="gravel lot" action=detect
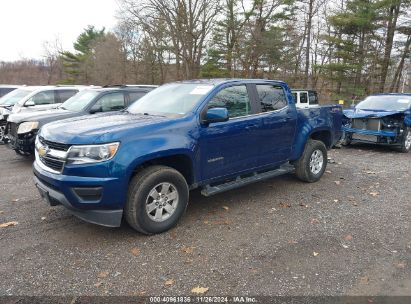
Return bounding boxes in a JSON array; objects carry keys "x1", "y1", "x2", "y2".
[{"x1": 0, "y1": 144, "x2": 410, "y2": 296}]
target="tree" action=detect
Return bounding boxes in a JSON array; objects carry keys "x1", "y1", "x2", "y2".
[{"x1": 60, "y1": 25, "x2": 106, "y2": 84}]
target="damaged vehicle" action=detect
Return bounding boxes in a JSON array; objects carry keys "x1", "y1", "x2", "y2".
[
  {"x1": 341, "y1": 93, "x2": 411, "y2": 152},
  {"x1": 0, "y1": 87, "x2": 38, "y2": 143},
  {"x1": 6, "y1": 85, "x2": 155, "y2": 155}
]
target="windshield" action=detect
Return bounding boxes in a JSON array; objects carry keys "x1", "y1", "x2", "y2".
[
  {"x1": 356, "y1": 96, "x2": 411, "y2": 111},
  {"x1": 60, "y1": 90, "x2": 100, "y2": 112},
  {"x1": 128, "y1": 83, "x2": 214, "y2": 116},
  {"x1": 0, "y1": 89, "x2": 33, "y2": 106}
]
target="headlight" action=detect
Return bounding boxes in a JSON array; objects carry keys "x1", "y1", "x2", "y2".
[
  {"x1": 66, "y1": 142, "x2": 120, "y2": 164},
  {"x1": 17, "y1": 121, "x2": 39, "y2": 134}
]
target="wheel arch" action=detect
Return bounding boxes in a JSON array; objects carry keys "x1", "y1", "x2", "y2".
[{"x1": 128, "y1": 153, "x2": 195, "y2": 187}]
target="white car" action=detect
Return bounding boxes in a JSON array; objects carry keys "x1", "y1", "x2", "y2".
[
  {"x1": 11, "y1": 86, "x2": 87, "y2": 114},
  {"x1": 291, "y1": 90, "x2": 319, "y2": 108}
]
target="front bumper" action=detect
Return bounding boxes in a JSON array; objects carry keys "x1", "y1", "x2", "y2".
[
  {"x1": 33, "y1": 160, "x2": 123, "y2": 227},
  {"x1": 8, "y1": 132, "x2": 36, "y2": 153},
  {"x1": 342, "y1": 126, "x2": 399, "y2": 144}
]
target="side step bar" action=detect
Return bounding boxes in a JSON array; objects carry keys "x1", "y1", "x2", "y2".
[{"x1": 201, "y1": 163, "x2": 295, "y2": 197}]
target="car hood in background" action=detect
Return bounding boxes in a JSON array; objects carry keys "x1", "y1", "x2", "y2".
[
  {"x1": 8, "y1": 109, "x2": 72, "y2": 124},
  {"x1": 343, "y1": 108, "x2": 407, "y2": 119}
]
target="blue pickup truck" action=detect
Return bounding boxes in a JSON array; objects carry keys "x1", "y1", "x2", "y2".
[{"x1": 33, "y1": 79, "x2": 342, "y2": 234}]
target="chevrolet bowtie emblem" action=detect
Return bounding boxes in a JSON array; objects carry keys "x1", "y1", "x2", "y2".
[{"x1": 38, "y1": 146, "x2": 49, "y2": 157}]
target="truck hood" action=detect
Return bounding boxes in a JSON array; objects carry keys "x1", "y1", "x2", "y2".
[
  {"x1": 343, "y1": 108, "x2": 406, "y2": 119},
  {"x1": 40, "y1": 112, "x2": 170, "y2": 144},
  {"x1": 8, "y1": 108, "x2": 72, "y2": 124}
]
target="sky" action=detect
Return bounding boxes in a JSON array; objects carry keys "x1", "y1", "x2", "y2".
[{"x1": 0, "y1": 0, "x2": 119, "y2": 62}]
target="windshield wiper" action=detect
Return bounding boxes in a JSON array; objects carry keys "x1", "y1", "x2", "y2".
[
  {"x1": 142, "y1": 112, "x2": 167, "y2": 117},
  {"x1": 59, "y1": 106, "x2": 67, "y2": 110}
]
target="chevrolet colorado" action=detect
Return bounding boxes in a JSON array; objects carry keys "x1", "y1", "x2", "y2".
[{"x1": 33, "y1": 79, "x2": 342, "y2": 234}]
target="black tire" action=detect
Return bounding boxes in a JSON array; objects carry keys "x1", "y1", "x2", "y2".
[
  {"x1": 14, "y1": 149, "x2": 32, "y2": 156},
  {"x1": 294, "y1": 139, "x2": 328, "y2": 183},
  {"x1": 340, "y1": 131, "x2": 352, "y2": 146},
  {"x1": 125, "y1": 165, "x2": 189, "y2": 234},
  {"x1": 399, "y1": 127, "x2": 411, "y2": 153}
]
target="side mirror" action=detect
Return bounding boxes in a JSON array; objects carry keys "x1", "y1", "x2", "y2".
[
  {"x1": 25, "y1": 101, "x2": 35, "y2": 107},
  {"x1": 203, "y1": 107, "x2": 229, "y2": 124},
  {"x1": 89, "y1": 104, "x2": 102, "y2": 114}
]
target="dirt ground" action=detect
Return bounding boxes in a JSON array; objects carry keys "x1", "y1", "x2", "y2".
[{"x1": 0, "y1": 143, "x2": 410, "y2": 296}]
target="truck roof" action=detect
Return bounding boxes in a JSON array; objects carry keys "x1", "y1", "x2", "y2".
[{"x1": 179, "y1": 78, "x2": 288, "y2": 86}]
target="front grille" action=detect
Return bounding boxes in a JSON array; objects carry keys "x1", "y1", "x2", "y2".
[
  {"x1": 39, "y1": 155, "x2": 65, "y2": 172},
  {"x1": 39, "y1": 136, "x2": 71, "y2": 151},
  {"x1": 352, "y1": 118, "x2": 381, "y2": 131}
]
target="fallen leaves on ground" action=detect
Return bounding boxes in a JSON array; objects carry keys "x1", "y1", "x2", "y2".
[
  {"x1": 344, "y1": 235, "x2": 353, "y2": 241},
  {"x1": 181, "y1": 246, "x2": 195, "y2": 254},
  {"x1": 313, "y1": 252, "x2": 319, "y2": 257},
  {"x1": 369, "y1": 192, "x2": 379, "y2": 197},
  {"x1": 279, "y1": 202, "x2": 291, "y2": 208},
  {"x1": 360, "y1": 276, "x2": 369, "y2": 284},
  {"x1": 165, "y1": 279, "x2": 176, "y2": 286},
  {"x1": 310, "y1": 218, "x2": 320, "y2": 224},
  {"x1": 191, "y1": 286, "x2": 209, "y2": 294},
  {"x1": 94, "y1": 281, "x2": 103, "y2": 288},
  {"x1": 396, "y1": 261, "x2": 406, "y2": 269},
  {"x1": 0, "y1": 221, "x2": 18, "y2": 228},
  {"x1": 97, "y1": 271, "x2": 109, "y2": 279},
  {"x1": 334, "y1": 181, "x2": 341, "y2": 185},
  {"x1": 11, "y1": 199, "x2": 19, "y2": 202},
  {"x1": 222, "y1": 206, "x2": 229, "y2": 210},
  {"x1": 131, "y1": 247, "x2": 141, "y2": 257}
]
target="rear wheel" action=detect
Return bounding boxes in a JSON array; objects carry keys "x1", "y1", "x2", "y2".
[
  {"x1": 294, "y1": 139, "x2": 327, "y2": 183},
  {"x1": 125, "y1": 165, "x2": 189, "y2": 234},
  {"x1": 399, "y1": 127, "x2": 411, "y2": 153}
]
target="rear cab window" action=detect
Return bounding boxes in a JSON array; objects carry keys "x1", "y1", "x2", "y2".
[{"x1": 256, "y1": 84, "x2": 288, "y2": 112}]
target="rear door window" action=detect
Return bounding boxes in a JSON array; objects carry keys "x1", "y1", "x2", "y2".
[
  {"x1": 58, "y1": 90, "x2": 78, "y2": 103},
  {"x1": 94, "y1": 92, "x2": 126, "y2": 112},
  {"x1": 300, "y1": 92, "x2": 308, "y2": 104},
  {"x1": 309, "y1": 91, "x2": 318, "y2": 105},
  {"x1": 208, "y1": 85, "x2": 252, "y2": 118},
  {"x1": 256, "y1": 85, "x2": 288, "y2": 111},
  {"x1": 27, "y1": 90, "x2": 55, "y2": 105}
]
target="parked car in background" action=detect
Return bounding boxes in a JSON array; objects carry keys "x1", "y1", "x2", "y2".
[
  {"x1": 10, "y1": 86, "x2": 85, "y2": 114},
  {"x1": 0, "y1": 86, "x2": 41, "y2": 143},
  {"x1": 291, "y1": 89, "x2": 319, "y2": 108},
  {"x1": 0, "y1": 85, "x2": 19, "y2": 98},
  {"x1": 341, "y1": 93, "x2": 411, "y2": 152},
  {"x1": 33, "y1": 79, "x2": 342, "y2": 234},
  {"x1": 6, "y1": 85, "x2": 156, "y2": 154}
]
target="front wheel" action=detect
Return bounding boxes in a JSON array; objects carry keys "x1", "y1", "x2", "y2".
[
  {"x1": 399, "y1": 127, "x2": 411, "y2": 153},
  {"x1": 125, "y1": 165, "x2": 189, "y2": 234},
  {"x1": 0, "y1": 125, "x2": 7, "y2": 144},
  {"x1": 294, "y1": 139, "x2": 327, "y2": 183}
]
